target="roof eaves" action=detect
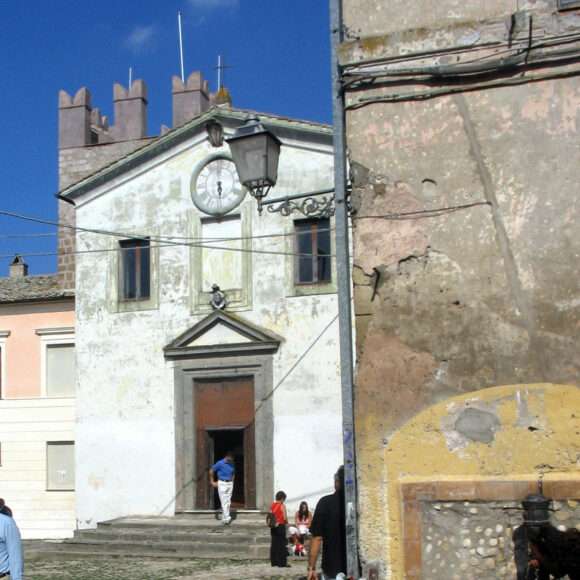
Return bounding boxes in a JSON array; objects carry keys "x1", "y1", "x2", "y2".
[
  {"x1": 0, "y1": 293, "x2": 74, "y2": 305},
  {"x1": 59, "y1": 107, "x2": 332, "y2": 201}
]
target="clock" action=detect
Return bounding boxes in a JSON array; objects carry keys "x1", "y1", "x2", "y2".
[{"x1": 191, "y1": 155, "x2": 246, "y2": 216}]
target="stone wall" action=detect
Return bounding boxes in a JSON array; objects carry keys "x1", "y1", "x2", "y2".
[{"x1": 422, "y1": 499, "x2": 580, "y2": 579}]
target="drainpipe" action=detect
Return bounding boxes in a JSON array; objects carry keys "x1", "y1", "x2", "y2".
[{"x1": 329, "y1": 0, "x2": 360, "y2": 577}]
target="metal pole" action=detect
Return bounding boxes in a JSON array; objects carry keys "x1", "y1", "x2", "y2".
[
  {"x1": 178, "y1": 11, "x2": 185, "y2": 83},
  {"x1": 329, "y1": 0, "x2": 359, "y2": 577}
]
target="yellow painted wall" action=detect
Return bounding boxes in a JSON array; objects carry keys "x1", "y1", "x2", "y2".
[{"x1": 383, "y1": 383, "x2": 580, "y2": 578}]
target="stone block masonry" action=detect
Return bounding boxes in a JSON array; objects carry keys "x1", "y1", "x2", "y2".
[{"x1": 421, "y1": 499, "x2": 580, "y2": 579}]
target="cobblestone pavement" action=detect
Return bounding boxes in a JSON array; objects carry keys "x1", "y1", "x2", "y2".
[{"x1": 26, "y1": 556, "x2": 310, "y2": 580}]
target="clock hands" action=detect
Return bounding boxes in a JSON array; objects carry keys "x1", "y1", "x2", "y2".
[{"x1": 193, "y1": 158, "x2": 244, "y2": 215}]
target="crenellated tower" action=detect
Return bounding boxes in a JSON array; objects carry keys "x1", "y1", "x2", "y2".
[{"x1": 57, "y1": 71, "x2": 222, "y2": 289}]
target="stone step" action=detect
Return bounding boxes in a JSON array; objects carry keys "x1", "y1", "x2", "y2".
[
  {"x1": 35, "y1": 538, "x2": 270, "y2": 560},
  {"x1": 38, "y1": 513, "x2": 275, "y2": 561},
  {"x1": 99, "y1": 513, "x2": 268, "y2": 530},
  {"x1": 73, "y1": 529, "x2": 270, "y2": 544},
  {"x1": 98, "y1": 521, "x2": 267, "y2": 530}
]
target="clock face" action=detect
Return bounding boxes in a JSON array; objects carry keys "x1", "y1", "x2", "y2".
[{"x1": 191, "y1": 157, "x2": 246, "y2": 216}]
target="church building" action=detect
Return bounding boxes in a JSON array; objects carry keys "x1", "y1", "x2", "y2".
[{"x1": 57, "y1": 72, "x2": 342, "y2": 528}]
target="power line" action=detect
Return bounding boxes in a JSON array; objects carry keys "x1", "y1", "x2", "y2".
[
  {"x1": 0, "y1": 242, "x2": 330, "y2": 260},
  {"x1": 0, "y1": 233, "x2": 56, "y2": 239},
  {"x1": 352, "y1": 201, "x2": 491, "y2": 220},
  {"x1": 0, "y1": 209, "x2": 336, "y2": 259}
]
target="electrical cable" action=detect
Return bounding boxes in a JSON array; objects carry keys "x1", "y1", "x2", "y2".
[
  {"x1": 352, "y1": 201, "x2": 492, "y2": 220},
  {"x1": 341, "y1": 33, "x2": 580, "y2": 105},
  {"x1": 0, "y1": 202, "x2": 494, "y2": 260},
  {"x1": 0, "y1": 209, "x2": 336, "y2": 259},
  {"x1": 0, "y1": 233, "x2": 57, "y2": 239},
  {"x1": 0, "y1": 209, "x2": 334, "y2": 244}
]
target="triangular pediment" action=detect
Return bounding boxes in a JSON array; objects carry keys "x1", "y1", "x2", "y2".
[
  {"x1": 184, "y1": 323, "x2": 253, "y2": 347},
  {"x1": 164, "y1": 310, "x2": 282, "y2": 359}
]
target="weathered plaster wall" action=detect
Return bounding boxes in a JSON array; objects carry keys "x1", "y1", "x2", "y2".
[
  {"x1": 340, "y1": 1, "x2": 580, "y2": 577},
  {"x1": 73, "y1": 130, "x2": 342, "y2": 526},
  {"x1": 349, "y1": 79, "x2": 580, "y2": 575},
  {"x1": 343, "y1": 0, "x2": 552, "y2": 39}
]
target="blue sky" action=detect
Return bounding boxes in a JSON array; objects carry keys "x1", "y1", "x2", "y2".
[{"x1": 0, "y1": 0, "x2": 332, "y2": 275}]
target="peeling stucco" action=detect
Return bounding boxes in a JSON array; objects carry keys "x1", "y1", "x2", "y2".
[{"x1": 341, "y1": 1, "x2": 580, "y2": 577}]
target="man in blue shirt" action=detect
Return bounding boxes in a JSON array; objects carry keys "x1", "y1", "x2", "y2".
[
  {"x1": 209, "y1": 451, "x2": 235, "y2": 525},
  {"x1": 0, "y1": 499, "x2": 23, "y2": 580}
]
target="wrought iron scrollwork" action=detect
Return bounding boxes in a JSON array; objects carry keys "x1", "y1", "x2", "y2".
[{"x1": 266, "y1": 195, "x2": 336, "y2": 218}]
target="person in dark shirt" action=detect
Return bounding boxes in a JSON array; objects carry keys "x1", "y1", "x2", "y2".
[{"x1": 307, "y1": 466, "x2": 347, "y2": 580}]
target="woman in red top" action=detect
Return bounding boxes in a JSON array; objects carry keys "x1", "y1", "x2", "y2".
[{"x1": 270, "y1": 490, "x2": 289, "y2": 567}]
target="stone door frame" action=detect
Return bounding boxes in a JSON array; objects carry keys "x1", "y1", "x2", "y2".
[{"x1": 173, "y1": 355, "x2": 274, "y2": 512}]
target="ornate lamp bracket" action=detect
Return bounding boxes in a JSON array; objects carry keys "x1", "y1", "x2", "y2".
[
  {"x1": 262, "y1": 185, "x2": 353, "y2": 219},
  {"x1": 266, "y1": 195, "x2": 336, "y2": 218}
]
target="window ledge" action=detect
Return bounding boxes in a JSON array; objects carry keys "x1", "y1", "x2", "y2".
[
  {"x1": 287, "y1": 282, "x2": 337, "y2": 297},
  {"x1": 115, "y1": 297, "x2": 158, "y2": 313},
  {"x1": 35, "y1": 327, "x2": 74, "y2": 336}
]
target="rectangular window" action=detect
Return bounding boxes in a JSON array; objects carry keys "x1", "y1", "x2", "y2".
[
  {"x1": 558, "y1": 0, "x2": 580, "y2": 9},
  {"x1": 46, "y1": 442, "x2": 75, "y2": 491},
  {"x1": 119, "y1": 239, "x2": 151, "y2": 301},
  {"x1": 46, "y1": 344, "x2": 75, "y2": 397},
  {"x1": 295, "y1": 218, "x2": 331, "y2": 284}
]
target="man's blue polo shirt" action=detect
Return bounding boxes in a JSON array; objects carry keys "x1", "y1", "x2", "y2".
[{"x1": 212, "y1": 458, "x2": 235, "y2": 481}]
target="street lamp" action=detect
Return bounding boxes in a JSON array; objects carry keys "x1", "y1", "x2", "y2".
[{"x1": 226, "y1": 117, "x2": 282, "y2": 214}]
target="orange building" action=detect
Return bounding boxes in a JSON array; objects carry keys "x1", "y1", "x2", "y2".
[{"x1": 0, "y1": 257, "x2": 75, "y2": 538}]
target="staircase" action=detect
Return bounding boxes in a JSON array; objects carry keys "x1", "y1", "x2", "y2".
[{"x1": 27, "y1": 511, "x2": 271, "y2": 561}]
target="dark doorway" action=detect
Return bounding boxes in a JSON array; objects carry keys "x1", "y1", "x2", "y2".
[{"x1": 209, "y1": 429, "x2": 245, "y2": 507}]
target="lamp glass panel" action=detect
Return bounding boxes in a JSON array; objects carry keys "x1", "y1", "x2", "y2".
[
  {"x1": 267, "y1": 138, "x2": 281, "y2": 185},
  {"x1": 230, "y1": 134, "x2": 267, "y2": 186}
]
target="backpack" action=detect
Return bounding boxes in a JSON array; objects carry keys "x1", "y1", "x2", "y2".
[{"x1": 266, "y1": 512, "x2": 276, "y2": 528}]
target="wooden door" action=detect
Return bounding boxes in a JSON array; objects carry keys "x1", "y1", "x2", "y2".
[
  {"x1": 244, "y1": 422, "x2": 256, "y2": 508},
  {"x1": 195, "y1": 429, "x2": 213, "y2": 508},
  {"x1": 194, "y1": 377, "x2": 255, "y2": 509}
]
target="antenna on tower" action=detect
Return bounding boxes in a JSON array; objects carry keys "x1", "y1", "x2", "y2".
[
  {"x1": 178, "y1": 11, "x2": 185, "y2": 83},
  {"x1": 215, "y1": 55, "x2": 232, "y2": 91},
  {"x1": 129, "y1": 66, "x2": 133, "y2": 88}
]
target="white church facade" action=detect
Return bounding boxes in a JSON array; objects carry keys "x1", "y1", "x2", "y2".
[{"x1": 58, "y1": 93, "x2": 343, "y2": 528}]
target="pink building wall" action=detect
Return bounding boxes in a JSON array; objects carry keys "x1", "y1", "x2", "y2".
[{"x1": 0, "y1": 301, "x2": 74, "y2": 398}]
